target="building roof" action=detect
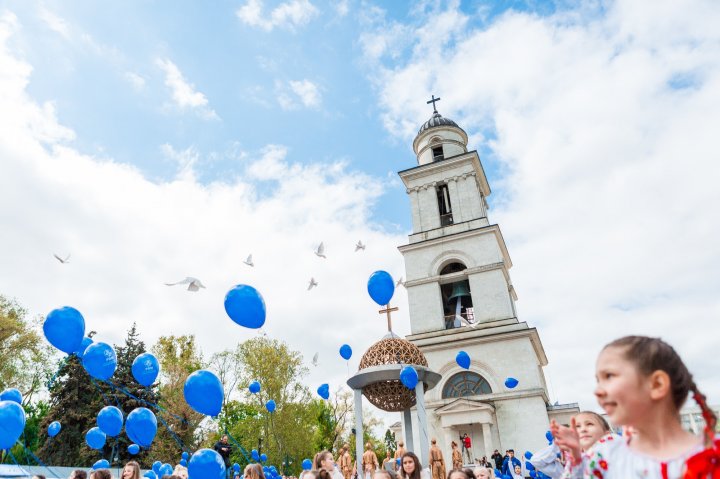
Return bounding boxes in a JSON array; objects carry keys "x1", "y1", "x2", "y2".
[{"x1": 416, "y1": 111, "x2": 466, "y2": 136}]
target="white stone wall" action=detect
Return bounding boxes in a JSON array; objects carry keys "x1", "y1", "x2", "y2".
[{"x1": 415, "y1": 128, "x2": 468, "y2": 166}]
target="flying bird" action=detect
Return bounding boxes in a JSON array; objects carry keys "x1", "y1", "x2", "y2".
[
  {"x1": 396, "y1": 277, "x2": 405, "y2": 288},
  {"x1": 314, "y1": 242, "x2": 326, "y2": 258},
  {"x1": 312, "y1": 352, "x2": 319, "y2": 367},
  {"x1": 355, "y1": 241, "x2": 365, "y2": 252},
  {"x1": 243, "y1": 254, "x2": 254, "y2": 267},
  {"x1": 307, "y1": 277, "x2": 318, "y2": 290},
  {"x1": 53, "y1": 253, "x2": 70, "y2": 264},
  {"x1": 165, "y1": 277, "x2": 206, "y2": 292}
]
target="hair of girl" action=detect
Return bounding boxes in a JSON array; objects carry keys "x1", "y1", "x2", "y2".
[
  {"x1": 446, "y1": 469, "x2": 469, "y2": 479},
  {"x1": 244, "y1": 464, "x2": 265, "y2": 479},
  {"x1": 300, "y1": 470, "x2": 319, "y2": 479},
  {"x1": 124, "y1": 461, "x2": 141, "y2": 479},
  {"x1": 462, "y1": 468, "x2": 476, "y2": 479},
  {"x1": 575, "y1": 410, "x2": 611, "y2": 432},
  {"x1": 373, "y1": 470, "x2": 394, "y2": 479},
  {"x1": 314, "y1": 451, "x2": 333, "y2": 470},
  {"x1": 606, "y1": 335, "x2": 718, "y2": 447},
  {"x1": 93, "y1": 471, "x2": 112, "y2": 479},
  {"x1": 317, "y1": 470, "x2": 332, "y2": 479},
  {"x1": 400, "y1": 452, "x2": 422, "y2": 479}
]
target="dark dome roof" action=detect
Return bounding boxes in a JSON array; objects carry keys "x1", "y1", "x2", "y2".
[{"x1": 417, "y1": 111, "x2": 463, "y2": 136}]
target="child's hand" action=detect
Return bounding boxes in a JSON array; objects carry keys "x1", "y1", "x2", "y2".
[{"x1": 550, "y1": 418, "x2": 582, "y2": 463}]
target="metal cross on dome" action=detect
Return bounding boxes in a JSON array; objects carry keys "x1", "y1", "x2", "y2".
[
  {"x1": 379, "y1": 304, "x2": 399, "y2": 332},
  {"x1": 427, "y1": 94, "x2": 441, "y2": 113}
]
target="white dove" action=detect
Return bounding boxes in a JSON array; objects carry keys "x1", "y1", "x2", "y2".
[
  {"x1": 314, "y1": 242, "x2": 326, "y2": 258},
  {"x1": 308, "y1": 277, "x2": 318, "y2": 290},
  {"x1": 243, "y1": 254, "x2": 254, "y2": 267},
  {"x1": 53, "y1": 253, "x2": 70, "y2": 264},
  {"x1": 355, "y1": 241, "x2": 365, "y2": 252},
  {"x1": 395, "y1": 277, "x2": 405, "y2": 288},
  {"x1": 165, "y1": 277, "x2": 206, "y2": 292},
  {"x1": 312, "y1": 352, "x2": 319, "y2": 367},
  {"x1": 456, "y1": 314, "x2": 477, "y2": 328}
]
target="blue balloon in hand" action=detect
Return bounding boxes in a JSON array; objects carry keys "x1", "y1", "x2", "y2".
[
  {"x1": 0, "y1": 401, "x2": 26, "y2": 449},
  {"x1": 44, "y1": 306, "x2": 85, "y2": 354},
  {"x1": 400, "y1": 366, "x2": 418, "y2": 389},
  {"x1": 93, "y1": 460, "x2": 110, "y2": 470},
  {"x1": 189, "y1": 449, "x2": 226, "y2": 479},
  {"x1": 184, "y1": 369, "x2": 224, "y2": 417},
  {"x1": 302, "y1": 459, "x2": 312, "y2": 471},
  {"x1": 0, "y1": 388, "x2": 22, "y2": 404},
  {"x1": 317, "y1": 384, "x2": 330, "y2": 400},
  {"x1": 249, "y1": 381, "x2": 261, "y2": 394},
  {"x1": 252, "y1": 449, "x2": 260, "y2": 461},
  {"x1": 48, "y1": 420, "x2": 61, "y2": 437},
  {"x1": 525, "y1": 462, "x2": 535, "y2": 471},
  {"x1": 83, "y1": 342, "x2": 117, "y2": 380},
  {"x1": 128, "y1": 443, "x2": 140, "y2": 455},
  {"x1": 455, "y1": 351, "x2": 471, "y2": 369},
  {"x1": 97, "y1": 405, "x2": 124, "y2": 437},
  {"x1": 261, "y1": 453, "x2": 268, "y2": 462},
  {"x1": 126, "y1": 407, "x2": 158, "y2": 447},
  {"x1": 224, "y1": 284, "x2": 266, "y2": 329},
  {"x1": 504, "y1": 377, "x2": 519, "y2": 389},
  {"x1": 367, "y1": 271, "x2": 395, "y2": 306},
  {"x1": 339, "y1": 344, "x2": 352, "y2": 360},
  {"x1": 545, "y1": 430, "x2": 553, "y2": 444},
  {"x1": 132, "y1": 352, "x2": 160, "y2": 387},
  {"x1": 265, "y1": 400, "x2": 276, "y2": 413},
  {"x1": 85, "y1": 427, "x2": 106, "y2": 450}
]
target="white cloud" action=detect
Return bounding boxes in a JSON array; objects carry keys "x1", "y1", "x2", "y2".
[
  {"x1": 37, "y1": 6, "x2": 70, "y2": 39},
  {"x1": 0, "y1": 16, "x2": 405, "y2": 430},
  {"x1": 275, "y1": 79, "x2": 322, "y2": 110},
  {"x1": 156, "y1": 58, "x2": 218, "y2": 120},
  {"x1": 236, "y1": 0, "x2": 319, "y2": 32},
  {"x1": 335, "y1": 0, "x2": 350, "y2": 18},
  {"x1": 124, "y1": 71, "x2": 145, "y2": 90},
  {"x1": 368, "y1": 1, "x2": 720, "y2": 409}
]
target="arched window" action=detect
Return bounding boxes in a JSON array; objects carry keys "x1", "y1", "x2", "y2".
[
  {"x1": 439, "y1": 262, "x2": 474, "y2": 329},
  {"x1": 441, "y1": 371, "x2": 492, "y2": 399}
]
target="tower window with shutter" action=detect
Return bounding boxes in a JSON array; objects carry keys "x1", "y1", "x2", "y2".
[{"x1": 436, "y1": 183, "x2": 453, "y2": 226}]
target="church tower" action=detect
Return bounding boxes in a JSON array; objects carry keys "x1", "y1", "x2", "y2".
[{"x1": 398, "y1": 97, "x2": 578, "y2": 465}]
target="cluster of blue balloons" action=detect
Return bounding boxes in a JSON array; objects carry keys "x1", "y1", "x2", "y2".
[
  {"x1": 367, "y1": 271, "x2": 394, "y2": 306},
  {"x1": 152, "y1": 461, "x2": 175, "y2": 478},
  {"x1": 184, "y1": 369, "x2": 224, "y2": 417},
  {"x1": 0, "y1": 390, "x2": 26, "y2": 450}
]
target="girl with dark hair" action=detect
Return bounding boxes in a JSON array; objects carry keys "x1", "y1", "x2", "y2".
[
  {"x1": 314, "y1": 451, "x2": 344, "y2": 479},
  {"x1": 552, "y1": 335, "x2": 719, "y2": 478},
  {"x1": 399, "y1": 452, "x2": 429, "y2": 479}
]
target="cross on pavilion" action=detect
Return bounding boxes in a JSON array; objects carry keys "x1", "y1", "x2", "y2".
[
  {"x1": 426, "y1": 94, "x2": 441, "y2": 113},
  {"x1": 378, "y1": 304, "x2": 399, "y2": 332}
]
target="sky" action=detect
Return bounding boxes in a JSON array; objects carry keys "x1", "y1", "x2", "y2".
[{"x1": 1, "y1": 0, "x2": 720, "y2": 437}]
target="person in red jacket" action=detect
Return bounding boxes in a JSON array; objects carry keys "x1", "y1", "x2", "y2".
[{"x1": 461, "y1": 433, "x2": 472, "y2": 463}]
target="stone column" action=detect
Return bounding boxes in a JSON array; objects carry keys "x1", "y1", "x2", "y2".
[
  {"x1": 446, "y1": 178, "x2": 463, "y2": 223},
  {"x1": 420, "y1": 185, "x2": 441, "y2": 230},
  {"x1": 408, "y1": 188, "x2": 422, "y2": 233},
  {"x1": 482, "y1": 423, "x2": 493, "y2": 461},
  {"x1": 354, "y1": 389, "x2": 364, "y2": 473},
  {"x1": 415, "y1": 382, "x2": 430, "y2": 466},
  {"x1": 403, "y1": 409, "x2": 415, "y2": 452}
]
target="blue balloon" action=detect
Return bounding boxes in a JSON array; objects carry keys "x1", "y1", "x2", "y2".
[
  {"x1": 0, "y1": 388, "x2": 22, "y2": 404},
  {"x1": 504, "y1": 377, "x2": 519, "y2": 389},
  {"x1": 529, "y1": 471, "x2": 537, "y2": 478},
  {"x1": 144, "y1": 473, "x2": 157, "y2": 479},
  {"x1": 367, "y1": 271, "x2": 395, "y2": 306},
  {"x1": 302, "y1": 459, "x2": 312, "y2": 471},
  {"x1": 75, "y1": 336, "x2": 94, "y2": 358},
  {"x1": 48, "y1": 420, "x2": 61, "y2": 437},
  {"x1": 180, "y1": 459, "x2": 188, "y2": 467},
  {"x1": 265, "y1": 399, "x2": 276, "y2": 413},
  {"x1": 184, "y1": 369, "x2": 224, "y2": 417},
  {"x1": 82, "y1": 342, "x2": 117, "y2": 380},
  {"x1": 261, "y1": 453, "x2": 268, "y2": 462},
  {"x1": 160, "y1": 464, "x2": 174, "y2": 477},
  {"x1": 189, "y1": 449, "x2": 225, "y2": 479},
  {"x1": 455, "y1": 351, "x2": 471, "y2": 369},
  {"x1": 182, "y1": 452, "x2": 190, "y2": 460},
  {"x1": 339, "y1": 344, "x2": 352, "y2": 360},
  {"x1": 128, "y1": 443, "x2": 140, "y2": 455},
  {"x1": 126, "y1": 407, "x2": 158, "y2": 447},
  {"x1": 524, "y1": 451, "x2": 533, "y2": 460},
  {"x1": 400, "y1": 366, "x2": 418, "y2": 389},
  {"x1": 85, "y1": 426, "x2": 106, "y2": 450},
  {"x1": 545, "y1": 430, "x2": 553, "y2": 444},
  {"x1": 93, "y1": 460, "x2": 110, "y2": 470},
  {"x1": 224, "y1": 284, "x2": 266, "y2": 329},
  {"x1": 132, "y1": 353, "x2": 160, "y2": 387},
  {"x1": 44, "y1": 306, "x2": 85, "y2": 354},
  {"x1": 233, "y1": 464, "x2": 240, "y2": 472},
  {"x1": 97, "y1": 405, "x2": 124, "y2": 437},
  {"x1": 252, "y1": 449, "x2": 260, "y2": 461},
  {"x1": 249, "y1": 381, "x2": 261, "y2": 394},
  {"x1": 0, "y1": 400, "x2": 26, "y2": 449},
  {"x1": 152, "y1": 461, "x2": 162, "y2": 474},
  {"x1": 317, "y1": 383, "x2": 329, "y2": 400},
  {"x1": 525, "y1": 462, "x2": 535, "y2": 471}
]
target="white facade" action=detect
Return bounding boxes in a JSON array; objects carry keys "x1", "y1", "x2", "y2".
[{"x1": 398, "y1": 110, "x2": 579, "y2": 466}]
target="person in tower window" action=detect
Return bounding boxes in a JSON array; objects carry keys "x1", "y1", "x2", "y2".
[
  {"x1": 460, "y1": 434, "x2": 472, "y2": 464},
  {"x1": 501, "y1": 450, "x2": 520, "y2": 477},
  {"x1": 214, "y1": 435, "x2": 233, "y2": 478}
]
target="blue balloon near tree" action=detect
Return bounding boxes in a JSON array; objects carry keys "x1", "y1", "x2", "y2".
[
  {"x1": 0, "y1": 388, "x2": 22, "y2": 404},
  {"x1": 126, "y1": 407, "x2": 158, "y2": 447},
  {"x1": 182, "y1": 452, "x2": 190, "y2": 460},
  {"x1": 455, "y1": 351, "x2": 471, "y2": 369},
  {"x1": 184, "y1": 369, "x2": 224, "y2": 417},
  {"x1": 97, "y1": 405, "x2": 124, "y2": 437},
  {"x1": 249, "y1": 381, "x2": 261, "y2": 394},
  {"x1": 85, "y1": 427, "x2": 106, "y2": 450},
  {"x1": 0, "y1": 400, "x2": 26, "y2": 449},
  {"x1": 233, "y1": 464, "x2": 240, "y2": 472},
  {"x1": 44, "y1": 306, "x2": 85, "y2": 354},
  {"x1": 400, "y1": 366, "x2": 418, "y2": 389},
  {"x1": 160, "y1": 464, "x2": 174, "y2": 477},
  {"x1": 128, "y1": 443, "x2": 140, "y2": 455},
  {"x1": 224, "y1": 284, "x2": 266, "y2": 329},
  {"x1": 48, "y1": 420, "x2": 61, "y2": 437},
  {"x1": 180, "y1": 459, "x2": 188, "y2": 467},
  {"x1": 132, "y1": 352, "x2": 160, "y2": 387},
  {"x1": 144, "y1": 472, "x2": 156, "y2": 479},
  {"x1": 252, "y1": 449, "x2": 260, "y2": 461},
  {"x1": 317, "y1": 384, "x2": 330, "y2": 400},
  {"x1": 152, "y1": 462, "x2": 162, "y2": 474},
  {"x1": 367, "y1": 271, "x2": 395, "y2": 306},
  {"x1": 82, "y1": 342, "x2": 117, "y2": 380},
  {"x1": 75, "y1": 336, "x2": 94, "y2": 358},
  {"x1": 265, "y1": 400, "x2": 276, "y2": 413},
  {"x1": 189, "y1": 449, "x2": 226, "y2": 479},
  {"x1": 339, "y1": 344, "x2": 352, "y2": 360},
  {"x1": 302, "y1": 459, "x2": 312, "y2": 471},
  {"x1": 504, "y1": 377, "x2": 519, "y2": 389},
  {"x1": 93, "y1": 460, "x2": 110, "y2": 470},
  {"x1": 261, "y1": 453, "x2": 268, "y2": 462}
]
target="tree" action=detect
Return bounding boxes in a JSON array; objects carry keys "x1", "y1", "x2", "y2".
[
  {"x1": 209, "y1": 347, "x2": 243, "y2": 408},
  {"x1": 0, "y1": 295, "x2": 53, "y2": 403},
  {"x1": 312, "y1": 388, "x2": 353, "y2": 453},
  {"x1": 383, "y1": 429, "x2": 397, "y2": 457}
]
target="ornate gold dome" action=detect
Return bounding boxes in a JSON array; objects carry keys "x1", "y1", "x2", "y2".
[{"x1": 358, "y1": 337, "x2": 428, "y2": 412}]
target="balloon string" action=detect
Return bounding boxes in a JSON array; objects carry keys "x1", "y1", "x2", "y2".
[
  {"x1": 91, "y1": 378, "x2": 114, "y2": 406},
  {"x1": 101, "y1": 379, "x2": 195, "y2": 428},
  {"x1": 22, "y1": 445, "x2": 67, "y2": 479},
  {"x1": 45, "y1": 355, "x2": 70, "y2": 390}
]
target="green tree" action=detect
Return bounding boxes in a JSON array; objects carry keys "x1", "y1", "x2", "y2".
[
  {"x1": 383, "y1": 429, "x2": 396, "y2": 457},
  {"x1": 312, "y1": 388, "x2": 353, "y2": 453}
]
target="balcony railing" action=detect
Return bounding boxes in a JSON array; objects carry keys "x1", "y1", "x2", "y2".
[{"x1": 444, "y1": 307, "x2": 475, "y2": 329}]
